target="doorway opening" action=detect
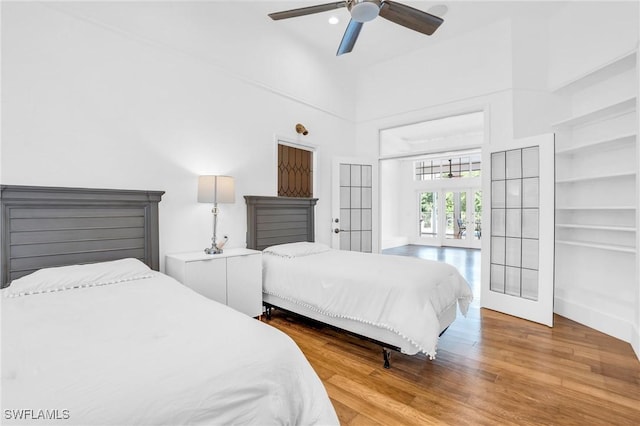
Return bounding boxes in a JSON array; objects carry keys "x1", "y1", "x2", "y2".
[
  {"x1": 379, "y1": 111, "x2": 484, "y2": 251},
  {"x1": 413, "y1": 152, "x2": 482, "y2": 249}
]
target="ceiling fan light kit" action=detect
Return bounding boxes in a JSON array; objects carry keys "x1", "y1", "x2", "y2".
[
  {"x1": 268, "y1": 0, "x2": 444, "y2": 56},
  {"x1": 350, "y1": 0, "x2": 381, "y2": 22}
]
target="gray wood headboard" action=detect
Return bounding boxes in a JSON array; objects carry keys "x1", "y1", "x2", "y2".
[
  {"x1": 245, "y1": 196, "x2": 318, "y2": 251},
  {"x1": 1, "y1": 185, "x2": 164, "y2": 288}
]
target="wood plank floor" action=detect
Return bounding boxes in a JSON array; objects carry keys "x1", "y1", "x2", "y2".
[{"x1": 262, "y1": 246, "x2": 640, "y2": 425}]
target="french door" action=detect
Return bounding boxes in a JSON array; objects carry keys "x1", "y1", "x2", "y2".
[
  {"x1": 419, "y1": 187, "x2": 482, "y2": 249},
  {"x1": 331, "y1": 158, "x2": 378, "y2": 252},
  {"x1": 481, "y1": 133, "x2": 555, "y2": 327},
  {"x1": 443, "y1": 188, "x2": 482, "y2": 249}
]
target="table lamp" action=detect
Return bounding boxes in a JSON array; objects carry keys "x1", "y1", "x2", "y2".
[{"x1": 198, "y1": 175, "x2": 235, "y2": 254}]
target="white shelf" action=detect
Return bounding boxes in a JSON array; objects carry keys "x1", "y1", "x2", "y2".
[
  {"x1": 556, "y1": 206, "x2": 635, "y2": 211},
  {"x1": 552, "y1": 97, "x2": 636, "y2": 128},
  {"x1": 555, "y1": 240, "x2": 636, "y2": 254},
  {"x1": 555, "y1": 133, "x2": 636, "y2": 155},
  {"x1": 551, "y1": 50, "x2": 637, "y2": 93},
  {"x1": 556, "y1": 224, "x2": 636, "y2": 232},
  {"x1": 556, "y1": 171, "x2": 636, "y2": 184}
]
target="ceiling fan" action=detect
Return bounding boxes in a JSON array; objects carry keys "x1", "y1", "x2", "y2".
[
  {"x1": 268, "y1": 0, "x2": 444, "y2": 56},
  {"x1": 446, "y1": 159, "x2": 456, "y2": 178}
]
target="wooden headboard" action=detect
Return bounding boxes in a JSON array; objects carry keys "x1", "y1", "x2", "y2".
[
  {"x1": 1, "y1": 185, "x2": 164, "y2": 288},
  {"x1": 245, "y1": 196, "x2": 318, "y2": 251}
]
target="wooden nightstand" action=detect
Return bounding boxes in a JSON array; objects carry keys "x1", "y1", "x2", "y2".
[{"x1": 165, "y1": 248, "x2": 262, "y2": 317}]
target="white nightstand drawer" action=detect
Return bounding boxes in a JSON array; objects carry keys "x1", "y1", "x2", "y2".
[{"x1": 185, "y1": 257, "x2": 226, "y2": 304}]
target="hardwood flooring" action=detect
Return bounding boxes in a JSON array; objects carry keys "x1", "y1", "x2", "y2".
[{"x1": 262, "y1": 245, "x2": 640, "y2": 425}]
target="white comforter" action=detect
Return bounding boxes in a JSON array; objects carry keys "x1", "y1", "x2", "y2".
[
  {"x1": 262, "y1": 244, "x2": 473, "y2": 358},
  {"x1": 1, "y1": 264, "x2": 337, "y2": 425}
]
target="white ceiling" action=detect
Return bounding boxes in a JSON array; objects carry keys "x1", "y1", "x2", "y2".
[
  {"x1": 380, "y1": 111, "x2": 485, "y2": 157},
  {"x1": 53, "y1": 1, "x2": 567, "y2": 75},
  {"x1": 255, "y1": 1, "x2": 565, "y2": 71},
  {"x1": 47, "y1": 0, "x2": 568, "y2": 144},
  {"x1": 384, "y1": 110, "x2": 484, "y2": 142}
]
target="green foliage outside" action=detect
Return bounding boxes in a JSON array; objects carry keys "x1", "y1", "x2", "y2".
[{"x1": 420, "y1": 190, "x2": 482, "y2": 234}]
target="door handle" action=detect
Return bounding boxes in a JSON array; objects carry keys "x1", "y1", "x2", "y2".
[{"x1": 332, "y1": 218, "x2": 345, "y2": 233}]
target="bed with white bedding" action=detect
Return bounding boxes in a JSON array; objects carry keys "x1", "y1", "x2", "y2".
[
  {"x1": 244, "y1": 196, "x2": 473, "y2": 367},
  {"x1": 1, "y1": 186, "x2": 337, "y2": 425},
  {"x1": 1, "y1": 258, "x2": 338, "y2": 425},
  {"x1": 261, "y1": 242, "x2": 473, "y2": 360}
]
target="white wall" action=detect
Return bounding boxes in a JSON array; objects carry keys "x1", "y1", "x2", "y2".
[
  {"x1": 548, "y1": 1, "x2": 639, "y2": 88},
  {"x1": 510, "y1": 13, "x2": 557, "y2": 139},
  {"x1": 355, "y1": 19, "x2": 514, "y2": 124},
  {"x1": 380, "y1": 159, "x2": 406, "y2": 248},
  {"x1": 0, "y1": 2, "x2": 357, "y2": 269}
]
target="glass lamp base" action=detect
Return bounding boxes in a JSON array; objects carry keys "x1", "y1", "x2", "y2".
[{"x1": 204, "y1": 246, "x2": 223, "y2": 255}]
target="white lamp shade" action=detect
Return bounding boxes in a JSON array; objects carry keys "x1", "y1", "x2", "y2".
[{"x1": 198, "y1": 175, "x2": 235, "y2": 204}]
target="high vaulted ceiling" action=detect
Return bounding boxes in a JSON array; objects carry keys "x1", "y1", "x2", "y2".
[
  {"x1": 54, "y1": 1, "x2": 567, "y2": 75},
  {"x1": 256, "y1": 1, "x2": 565, "y2": 70}
]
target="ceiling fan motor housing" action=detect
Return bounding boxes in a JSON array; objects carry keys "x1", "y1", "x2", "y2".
[{"x1": 348, "y1": 0, "x2": 381, "y2": 22}]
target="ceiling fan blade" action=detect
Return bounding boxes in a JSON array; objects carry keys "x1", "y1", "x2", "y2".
[
  {"x1": 379, "y1": 0, "x2": 444, "y2": 36},
  {"x1": 336, "y1": 19, "x2": 364, "y2": 56},
  {"x1": 269, "y1": 2, "x2": 346, "y2": 20}
]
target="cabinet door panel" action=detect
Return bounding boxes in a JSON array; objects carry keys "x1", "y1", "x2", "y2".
[
  {"x1": 185, "y1": 258, "x2": 226, "y2": 304},
  {"x1": 227, "y1": 254, "x2": 262, "y2": 317}
]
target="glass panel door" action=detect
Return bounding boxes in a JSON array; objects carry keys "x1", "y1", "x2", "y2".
[
  {"x1": 445, "y1": 191, "x2": 467, "y2": 240},
  {"x1": 482, "y1": 133, "x2": 554, "y2": 327},
  {"x1": 440, "y1": 188, "x2": 481, "y2": 249},
  {"x1": 472, "y1": 190, "x2": 482, "y2": 241},
  {"x1": 490, "y1": 147, "x2": 540, "y2": 300},
  {"x1": 332, "y1": 159, "x2": 375, "y2": 252},
  {"x1": 419, "y1": 191, "x2": 438, "y2": 237}
]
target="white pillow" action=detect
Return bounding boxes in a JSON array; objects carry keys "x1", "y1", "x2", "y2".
[
  {"x1": 263, "y1": 242, "x2": 331, "y2": 258},
  {"x1": 4, "y1": 258, "x2": 154, "y2": 298}
]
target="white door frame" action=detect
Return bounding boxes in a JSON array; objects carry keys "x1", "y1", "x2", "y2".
[{"x1": 481, "y1": 133, "x2": 555, "y2": 327}]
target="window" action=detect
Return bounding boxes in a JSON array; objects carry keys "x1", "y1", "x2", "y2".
[
  {"x1": 278, "y1": 144, "x2": 313, "y2": 197},
  {"x1": 415, "y1": 153, "x2": 481, "y2": 181}
]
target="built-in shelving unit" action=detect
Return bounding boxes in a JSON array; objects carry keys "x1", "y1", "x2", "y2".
[
  {"x1": 550, "y1": 50, "x2": 638, "y2": 93},
  {"x1": 552, "y1": 49, "x2": 638, "y2": 344},
  {"x1": 555, "y1": 240, "x2": 637, "y2": 254},
  {"x1": 551, "y1": 97, "x2": 636, "y2": 128},
  {"x1": 556, "y1": 206, "x2": 635, "y2": 211},
  {"x1": 556, "y1": 224, "x2": 636, "y2": 232},
  {"x1": 555, "y1": 133, "x2": 635, "y2": 155},
  {"x1": 555, "y1": 171, "x2": 636, "y2": 184}
]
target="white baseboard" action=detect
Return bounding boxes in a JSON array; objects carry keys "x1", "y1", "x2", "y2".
[
  {"x1": 632, "y1": 323, "x2": 640, "y2": 361},
  {"x1": 554, "y1": 296, "x2": 635, "y2": 347}
]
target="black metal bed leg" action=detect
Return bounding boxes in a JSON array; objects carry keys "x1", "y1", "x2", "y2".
[
  {"x1": 382, "y1": 348, "x2": 391, "y2": 369},
  {"x1": 265, "y1": 305, "x2": 272, "y2": 320}
]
